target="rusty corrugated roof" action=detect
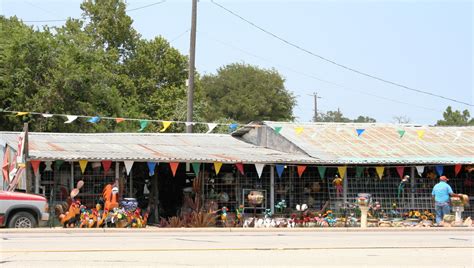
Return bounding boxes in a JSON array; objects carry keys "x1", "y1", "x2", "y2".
[
  {"x1": 263, "y1": 121, "x2": 474, "y2": 164},
  {"x1": 0, "y1": 132, "x2": 315, "y2": 164}
]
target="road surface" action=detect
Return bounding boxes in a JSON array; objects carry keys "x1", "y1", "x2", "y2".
[{"x1": 1, "y1": 229, "x2": 473, "y2": 267}]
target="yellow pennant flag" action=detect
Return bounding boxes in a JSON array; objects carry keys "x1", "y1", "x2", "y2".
[
  {"x1": 16, "y1": 112, "x2": 29, "y2": 116},
  {"x1": 376, "y1": 166, "x2": 385, "y2": 180},
  {"x1": 295, "y1": 126, "x2": 304, "y2": 135},
  {"x1": 79, "y1": 160, "x2": 88, "y2": 174},
  {"x1": 214, "y1": 162, "x2": 223, "y2": 175},
  {"x1": 337, "y1": 166, "x2": 347, "y2": 178},
  {"x1": 160, "y1": 121, "x2": 172, "y2": 132},
  {"x1": 416, "y1": 130, "x2": 425, "y2": 139}
]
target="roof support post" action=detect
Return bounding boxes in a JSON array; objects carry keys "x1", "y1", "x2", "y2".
[
  {"x1": 270, "y1": 165, "x2": 275, "y2": 214},
  {"x1": 70, "y1": 161, "x2": 74, "y2": 191},
  {"x1": 343, "y1": 168, "x2": 348, "y2": 205},
  {"x1": 410, "y1": 166, "x2": 415, "y2": 209}
]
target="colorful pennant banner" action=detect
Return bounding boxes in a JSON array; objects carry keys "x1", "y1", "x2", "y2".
[
  {"x1": 102, "y1": 160, "x2": 112, "y2": 175},
  {"x1": 317, "y1": 166, "x2": 327, "y2": 179},
  {"x1": 147, "y1": 162, "x2": 157, "y2": 176},
  {"x1": 255, "y1": 163, "x2": 265, "y2": 178},
  {"x1": 396, "y1": 166, "x2": 405, "y2": 179},
  {"x1": 397, "y1": 130, "x2": 406, "y2": 138},
  {"x1": 115, "y1": 118, "x2": 125, "y2": 123},
  {"x1": 435, "y1": 165, "x2": 444, "y2": 176},
  {"x1": 31, "y1": 160, "x2": 41, "y2": 176},
  {"x1": 416, "y1": 130, "x2": 425, "y2": 139},
  {"x1": 169, "y1": 162, "x2": 179, "y2": 177},
  {"x1": 214, "y1": 162, "x2": 222, "y2": 175},
  {"x1": 64, "y1": 115, "x2": 78, "y2": 124},
  {"x1": 207, "y1": 123, "x2": 217, "y2": 133},
  {"x1": 160, "y1": 121, "x2": 172, "y2": 132},
  {"x1": 295, "y1": 126, "x2": 304, "y2": 135},
  {"x1": 375, "y1": 166, "x2": 384, "y2": 180},
  {"x1": 337, "y1": 166, "x2": 347, "y2": 178},
  {"x1": 274, "y1": 126, "x2": 282, "y2": 134},
  {"x1": 79, "y1": 160, "x2": 88, "y2": 174},
  {"x1": 235, "y1": 163, "x2": 244, "y2": 175},
  {"x1": 139, "y1": 120, "x2": 149, "y2": 132},
  {"x1": 124, "y1": 161, "x2": 134, "y2": 175},
  {"x1": 41, "y1": 113, "x2": 53, "y2": 118},
  {"x1": 275, "y1": 164, "x2": 285, "y2": 178},
  {"x1": 88, "y1": 116, "x2": 100, "y2": 123},
  {"x1": 297, "y1": 165, "x2": 307, "y2": 178},
  {"x1": 356, "y1": 129, "x2": 365, "y2": 137},
  {"x1": 455, "y1": 164, "x2": 462, "y2": 176},
  {"x1": 355, "y1": 166, "x2": 364, "y2": 178},
  {"x1": 192, "y1": 162, "x2": 201, "y2": 177},
  {"x1": 416, "y1": 166, "x2": 424, "y2": 176}
]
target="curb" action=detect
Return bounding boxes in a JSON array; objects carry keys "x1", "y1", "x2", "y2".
[{"x1": 1, "y1": 226, "x2": 472, "y2": 234}]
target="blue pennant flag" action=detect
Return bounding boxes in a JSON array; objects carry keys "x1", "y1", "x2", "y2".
[
  {"x1": 275, "y1": 165, "x2": 285, "y2": 178},
  {"x1": 435, "y1": 165, "x2": 444, "y2": 176},
  {"x1": 356, "y1": 129, "x2": 365, "y2": 137},
  {"x1": 147, "y1": 162, "x2": 157, "y2": 176},
  {"x1": 229, "y1": 123, "x2": 238, "y2": 132},
  {"x1": 88, "y1": 116, "x2": 101, "y2": 123}
]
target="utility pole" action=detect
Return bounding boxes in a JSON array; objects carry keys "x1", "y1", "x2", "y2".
[
  {"x1": 311, "y1": 92, "x2": 321, "y2": 122},
  {"x1": 186, "y1": 0, "x2": 197, "y2": 133}
]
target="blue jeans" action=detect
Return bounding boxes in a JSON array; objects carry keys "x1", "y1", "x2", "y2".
[{"x1": 435, "y1": 202, "x2": 451, "y2": 224}]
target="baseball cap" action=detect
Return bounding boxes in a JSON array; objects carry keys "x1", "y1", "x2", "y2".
[{"x1": 440, "y1": 176, "x2": 449, "y2": 181}]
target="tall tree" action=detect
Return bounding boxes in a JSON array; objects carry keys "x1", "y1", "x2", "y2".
[
  {"x1": 436, "y1": 106, "x2": 474, "y2": 126},
  {"x1": 200, "y1": 63, "x2": 296, "y2": 123}
]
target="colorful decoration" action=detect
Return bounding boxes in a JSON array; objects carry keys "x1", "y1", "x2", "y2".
[
  {"x1": 147, "y1": 162, "x2": 157, "y2": 176},
  {"x1": 416, "y1": 166, "x2": 425, "y2": 176},
  {"x1": 396, "y1": 166, "x2": 405, "y2": 179},
  {"x1": 455, "y1": 164, "x2": 462, "y2": 176},
  {"x1": 139, "y1": 120, "x2": 149, "y2": 132},
  {"x1": 356, "y1": 128, "x2": 365, "y2": 137},
  {"x1": 275, "y1": 164, "x2": 285, "y2": 178},
  {"x1": 375, "y1": 166, "x2": 384, "y2": 180},
  {"x1": 160, "y1": 121, "x2": 172, "y2": 132},
  {"x1": 79, "y1": 160, "x2": 88, "y2": 174},
  {"x1": 88, "y1": 116, "x2": 100, "y2": 123},
  {"x1": 274, "y1": 126, "x2": 282, "y2": 134},
  {"x1": 416, "y1": 130, "x2": 425, "y2": 139},
  {"x1": 16, "y1": 112, "x2": 29, "y2": 116},
  {"x1": 102, "y1": 160, "x2": 112, "y2": 175},
  {"x1": 235, "y1": 163, "x2": 244, "y2": 175},
  {"x1": 169, "y1": 162, "x2": 179, "y2": 177},
  {"x1": 397, "y1": 130, "x2": 406, "y2": 138},
  {"x1": 31, "y1": 160, "x2": 41, "y2": 176},
  {"x1": 297, "y1": 165, "x2": 307, "y2": 178},
  {"x1": 192, "y1": 162, "x2": 201, "y2": 176},
  {"x1": 115, "y1": 118, "x2": 125, "y2": 123},
  {"x1": 275, "y1": 199, "x2": 286, "y2": 213},
  {"x1": 64, "y1": 115, "x2": 78, "y2": 123},
  {"x1": 255, "y1": 163, "x2": 265, "y2": 178},
  {"x1": 41, "y1": 113, "x2": 53, "y2": 118},
  {"x1": 337, "y1": 166, "x2": 347, "y2": 178},
  {"x1": 124, "y1": 161, "x2": 134, "y2": 175},
  {"x1": 214, "y1": 162, "x2": 223, "y2": 175},
  {"x1": 435, "y1": 165, "x2": 444, "y2": 176},
  {"x1": 206, "y1": 123, "x2": 217, "y2": 133},
  {"x1": 295, "y1": 126, "x2": 304, "y2": 135},
  {"x1": 355, "y1": 166, "x2": 364, "y2": 178},
  {"x1": 229, "y1": 123, "x2": 238, "y2": 132},
  {"x1": 317, "y1": 166, "x2": 327, "y2": 179}
]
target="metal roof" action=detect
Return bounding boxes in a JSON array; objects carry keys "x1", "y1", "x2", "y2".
[
  {"x1": 0, "y1": 132, "x2": 315, "y2": 164},
  {"x1": 262, "y1": 121, "x2": 474, "y2": 164}
]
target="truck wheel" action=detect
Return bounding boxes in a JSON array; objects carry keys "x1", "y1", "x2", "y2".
[{"x1": 8, "y1": 212, "x2": 38, "y2": 228}]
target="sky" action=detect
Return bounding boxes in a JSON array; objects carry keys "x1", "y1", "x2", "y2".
[{"x1": 1, "y1": 0, "x2": 472, "y2": 125}]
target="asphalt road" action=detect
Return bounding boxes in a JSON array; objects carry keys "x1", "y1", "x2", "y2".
[{"x1": 1, "y1": 229, "x2": 473, "y2": 267}]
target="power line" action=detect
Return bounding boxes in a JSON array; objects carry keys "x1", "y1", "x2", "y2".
[
  {"x1": 22, "y1": 0, "x2": 166, "y2": 23},
  {"x1": 210, "y1": 0, "x2": 473, "y2": 107},
  {"x1": 198, "y1": 31, "x2": 442, "y2": 113}
]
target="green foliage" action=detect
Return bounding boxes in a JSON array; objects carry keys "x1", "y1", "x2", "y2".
[
  {"x1": 316, "y1": 109, "x2": 376, "y2": 123},
  {"x1": 436, "y1": 106, "x2": 474, "y2": 126},
  {"x1": 200, "y1": 63, "x2": 296, "y2": 123}
]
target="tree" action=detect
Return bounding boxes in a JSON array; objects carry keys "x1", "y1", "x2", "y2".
[
  {"x1": 316, "y1": 108, "x2": 376, "y2": 123},
  {"x1": 200, "y1": 63, "x2": 296, "y2": 123},
  {"x1": 436, "y1": 106, "x2": 474, "y2": 126},
  {"x1": 393, "y1": 115, "x2": 411, "y2": 124}
]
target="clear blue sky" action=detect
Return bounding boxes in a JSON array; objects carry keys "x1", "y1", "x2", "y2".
[{"x1": 1, "y1": 0, "x2": 472, "y2": 124}]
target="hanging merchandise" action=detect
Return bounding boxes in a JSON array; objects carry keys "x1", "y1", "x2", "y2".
[
  {"x1": 124, "y1": 161, "x2": 134, "y2": 175},
  {"x1": 235, "y1": 163, "x2": 245, "y2": 175},
  {"x1": 31, "y1": 160, "x2": 41, "y2": 176},
  {"x1": 275, "y1": 165, "x2": 285, "y2": 178},
  {"x1": 160, "y1": 121, "x2": 172, "y2": 132},
  {"x1": 79, "y1": 160, "x2": 88, "y2": 174},
  {"x1": 356, "y1": 129, "x2": 365, "y2": 137},
  {"x1": 416, "y1": 166, "x2": 425, "y2": 176},
  {"x1": 297, "y1": 165, "x2": 307, "y2": 178},
  {"x1": 255, "y1": 163, "x2": 265, "y2": 178},
  {"x1": 147, "y1": 162, "x2": 157, "y2": 176},
  {"x1": 355, "y1": 166, "x2": 364, "y2": 178},
  {"x1": 396, "y1": 166, "x2": 405, "y2": 179},
  {"x1": 102, "y1": 161, "x2": 112, "y2": 175},
  {"x1": 214, "y1": 162, "x2": 223, "y2": 175},
  {"x1": 169, "y1": 162, "x2": 179, "y2": 177},
  {"x1": 435, "y1": 165, "x2": 444, "y2": 176},
  {"x1": 192, "y1": 162, "x2": 201, "y2": 177},
  {"x1": 375, "y1": 166, "x2": 384, "y2": 180},
  {"x1": 317, "y1": 166, "x2": 327, "y2": 179}
]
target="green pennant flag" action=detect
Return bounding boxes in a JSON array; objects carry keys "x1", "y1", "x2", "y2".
[
  {"x1": 317, "y1": 166, "x2": 327, "y2": 179},
  {"x1": 397, "y1": 130, "x2": 406, "y2": 138},
  {"x1": 139, "y1": 120, "x2": 149, "y2": 132},
  {"x1": 356, "y1": 166, "x2": 364, "y2": 178},
  {"x1": 274, "y1": 126, "x2": 282, "y2": 134},
  {"x1": 191, "y1": 162, "x2": 201, "y2": 177},
  {"x1": 55, "y1": 160, "x2": 64, "y2": 170}
]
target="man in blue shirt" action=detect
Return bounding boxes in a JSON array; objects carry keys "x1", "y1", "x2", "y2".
[{"x1": 432, "y1": 176, "x2": 458, "y2": 224}]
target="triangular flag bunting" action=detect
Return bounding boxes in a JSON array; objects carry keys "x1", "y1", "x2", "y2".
[
  {"x1": 297, "y1": 165, "x2": 307, "y2": 178},
  {"x1": 207, "y1": 123, "x2": 217, "y2": 133},
  {"x1": 102, "y1": 160, "x2": 112, "y2": 175},
  {"x1": 214, "y1": 162, "x2": 223, "y2": 175},
  {"x1": 356, "y1": 129, "x2": 365, "y2": 137},
  {"x1": 115, "y1": 118, "x2": 125, "y2": 123},
  {"x1": 416, "y1": 166, "x2": 424, "y2": 176},
  {"x1": 235, "y1": 163, "x2": 244, "y2": 175},
  {"x1": 275, "y1": 165, "x2": 285, "y2": 178},
  {"x1": 30, "y1": 160, "x2": 41, "y2": 176},
  {"x1": 274, "y1": 126, "x2": 282, "y2": 134},
  {"x1": 139, "y1": 120, "x2": 149, "y2": 132},
  {"x1": 185, "y1": 122, "x2": 194, "y2": 127},
  {"x1": 147, "y1": 162, "x2": 157, "y2": 176},
  {"x1": 124, "y1": 161, "x2": 134, "y2": 175},
  {"x1": 169, "y1": 162, "x2": 179, "y2": 177},
  {"x1": 416, "y1": 130, "x2": 425, "y2": 139},
  {"x1": 337, "y1": 166, "x2": 347, "y2": 178},
  {"x1": 191, "y1": 162, "x2": 201, "y2": 177},
  {"x1": 16, "y1": 112, "x2": 29, "y2": 116},
  {"x1": 41, "y1": 113, "x2": 53, "y2": 118},
  {"x1": 355, "y1": 166, "x2": 364, "y2": 178},
  {"x1": 55, "y1": 160, "x2": 64, "y2": 170},
  {"x1": 160, "y1": 121, "x2": 172, "y2": 132},
  {"x1": 375, "y1": 166, "x2": 384, "y2": 180},
  {"x1": 88, "y1": 116, "x2": 100, "y2": 123},
  {"x1": 317, "y1": 166, "x2": 327, "y2": 179},
  {"x1": 397, "y1": 130, "x2": 406, "y2": 138},
  {"x1": 295, "y1": 126, "x2": 304, "y2": 135},
  {"x1": 44, "y1": 161, "x2": 53, "y2": 172},
  {"x1": 79, "y1": 160, "x2": 88, "y2": 174},
  {"x1": 454, "y1": 164, "x2": 462, "y2": 176},
  {"x1": 255, "y1": 163, "x2": 265, "y2": 178},
  {"x1": 396, "y1": 166, "x2": 405, "y2": 179},
  {"x1": 64, "y1": 115, "x2": 78, "y2": 123},
  {"x1": 435, "y1": 165, "x2": 444, "y2": 176},
  {"x1": 229, "y1": 123, "x2": 238, "y2": 132}
]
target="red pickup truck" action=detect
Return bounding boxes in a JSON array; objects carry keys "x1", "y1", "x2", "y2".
[{"x1": 0, "y1": 191, "x2": 50, "y2": 228}]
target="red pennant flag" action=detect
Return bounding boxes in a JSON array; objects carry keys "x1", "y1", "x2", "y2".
[
  {"x1": 30, "y1": 160, "x2": 41, "y2": 176},
  {"x1": 297, "y1": 165, "x2": 307, "y2": 178},
  {"x1": 396, "y1": 166, "x2": 405, "y2": 179},
  {"x1": 102, "y1": 160, "x2": 112, "y2": 175},
  {"x1": 115, "y1": 118, "x2": 125, "y2": 123},
  {"x1": 170, "y1": 162, "x2": 179, "y2": 177},
  {"x1": 235, "y1": 163, "x2": 245, "y2": 175},
  {"x1": 455, "y1": 164, "x2": 462, "y2": 176}
]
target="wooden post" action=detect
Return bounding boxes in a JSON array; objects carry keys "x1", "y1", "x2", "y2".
[
  {"x1": 410, "y1": 166, "x2": 415, "y2": 209},
  {"x1": 70, "y1": 161, "x2": 74, "y2": 190},
  {"x1": 270, "y1": 165, "x2": 275, "y2": 214}
]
